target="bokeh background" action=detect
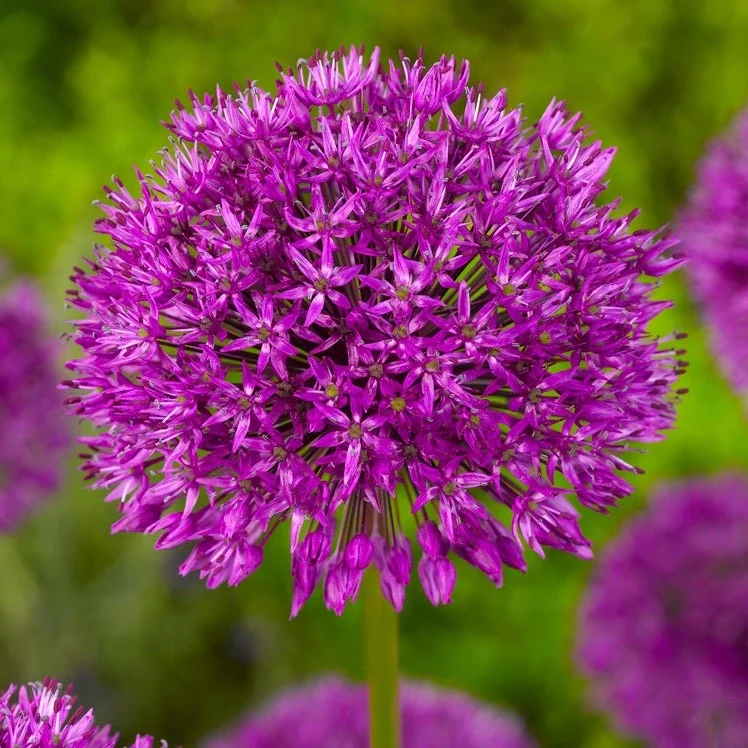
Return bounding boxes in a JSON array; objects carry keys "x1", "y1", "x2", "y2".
[{"x1": 1, "y1": 1, "x2": 747, "y2": 746}]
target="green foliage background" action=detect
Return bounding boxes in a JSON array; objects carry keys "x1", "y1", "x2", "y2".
[{"x1": 1, "y1": 1, "x2": 746, "y2": 745}]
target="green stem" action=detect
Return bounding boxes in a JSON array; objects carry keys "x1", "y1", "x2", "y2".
[{"x1": 364, "y1": 568, "x2": 400, "y2": 748}]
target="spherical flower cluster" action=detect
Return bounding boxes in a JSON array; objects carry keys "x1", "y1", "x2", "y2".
[
  {"x1": 65, "y1": 46, "x2": 683, "y2": 615},
  {"x1": 1, "y1": 278, "x2": 69, "y2": 530},
  {"x1": 205, "y1": 677, "x2": 534, "y2": 748},
  {"x1": 577, "y1": 474, "x2": 748, "y2": 748},
  {"x1": 677, "y1": 109, "x2": 748, "y2": 395},
  {"x1": 0, "y1": 678, "x2": 158, "y2": 748}
]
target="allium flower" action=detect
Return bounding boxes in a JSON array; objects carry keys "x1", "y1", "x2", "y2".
[
  {"x1": 678, "y1": 109, "x2": 748, "y2": 394},
  {"x1": 65, "y1": 46, "x2": 684, "y2": 615},
  {"x1": 205, "y1": 677, "x2": 534, "y2": 748},
  {"x1": 0, "y1": 677, "x2": 159, "y2": 747},
  {"x1": 577, "y1": 474, "x2": 748, "y2": 748},
  {"x1": 1, "y1": 278, "x2": 69, "y2": 530}
]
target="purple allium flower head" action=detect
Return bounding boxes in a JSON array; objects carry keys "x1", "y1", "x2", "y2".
[
  {"x1": 0, "y1": 677, "x2": 160, "y2": 748},
  {"x1": 65, "y1": 46, "x2": 684, "y2": 615},
  {"x1": 204, "y1": 677, "x2": 535, "y2": 748},
  {"x1": 1, "y1": 278, "x2": 69, "y2": 530},
  {"x1": 577, "y1": 474, "x2": 748, "y2": 748},
  {"x1": 677, "y1": 110, "x2": 748, "y2": 394}
]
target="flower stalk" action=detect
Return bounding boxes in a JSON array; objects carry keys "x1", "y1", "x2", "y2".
[{"x1": 364, "y1": 568, "x2": 400, "y2": 748}]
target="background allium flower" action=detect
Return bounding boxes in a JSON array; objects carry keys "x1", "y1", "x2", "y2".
[
  {"x1": 65, "y1": 46, "x2": 683, "y2": 615},
  {"x1": 677, "y1": 109, "x2": 748, "y2": 395},
  {"x1": 0, "y1": 677, "x2": 158, "y2": 747},
  {"x1": 577, "y1": 474, "x2": 748, "y2": 748},
  {"x1": 205, "y1": 677, "x2": 534, "y2": 748},
  {"x1": 1, "y1": 278, "x2": 69, "y2": 530}
]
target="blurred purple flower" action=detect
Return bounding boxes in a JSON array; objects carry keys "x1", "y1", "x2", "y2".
[
  {"x1": 205, "y1": 677, "x2": 534, "y2": 748},
  {"x1": 65, "y1": 46, "x2": 683, "y2": 615},
  {"x1": 677, "y1": 109, "x2": 748, "y2": 395},
  {"x1": 0, "y1": 677, "x2": 160, "y2": 748},
  {"x1": 1, "y1": 279, "x2": 69, "y2": 530},
  {"x1": 577, "y1": 474, "x2": 748, "y2": 748}
]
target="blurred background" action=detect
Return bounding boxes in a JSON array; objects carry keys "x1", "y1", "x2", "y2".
[{"x1": 1, "y1": 1, "x2": 747, "y2": 745}]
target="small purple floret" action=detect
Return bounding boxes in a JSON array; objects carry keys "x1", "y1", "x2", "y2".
[
  {"x1": 577, "y1": 474, "x2": 748, "y2": 748},
  {"x1": 1, "y1": 278, "x2": 69, "y2": 530},
  {"x1": 204, "y1": 677, "x2": 535, "y2": 748},
  {"x1": 65, "y1": 46, "x2": 684, "y2": 615},
  {"x1": 0, "y1": 677, "x2": 160, "y2": 748},
  {"x1": 678, "y1": 110, "x2": 748, "y2": 395}
]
